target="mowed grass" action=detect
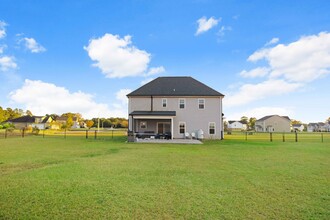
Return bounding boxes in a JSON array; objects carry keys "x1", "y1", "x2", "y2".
[{"x1": 0, "y1": 136, "x2": 329, "y2": 219}]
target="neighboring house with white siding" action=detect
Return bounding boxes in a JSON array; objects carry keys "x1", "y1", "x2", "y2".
[
  {"x1": 228, "y1": 120, "x2": 247, "y2": 131},
  {"x1": 308, "y1": 122, "x2": 330, "y2": 132},
  {"x1": 255, "y1": 115, "x2": 291, "y2": 132},
  {"x1": 292, "y1": 124, "x2": 304, "y2": 132},
  {"x1": 127, "y1": 77, "x2": 224, "y2": 140}
]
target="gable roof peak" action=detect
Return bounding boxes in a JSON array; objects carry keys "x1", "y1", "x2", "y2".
[{"x1": 127, "y1": 76, "x2": 224, "y2": 97}]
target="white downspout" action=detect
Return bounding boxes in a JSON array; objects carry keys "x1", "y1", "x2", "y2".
[{"x1": 171, "y1": 117, "x2": 174, "y2": 140}]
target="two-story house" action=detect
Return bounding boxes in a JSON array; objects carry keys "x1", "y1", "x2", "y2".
[
  {"x1": 228, "y1": 120, "x2": 248, "y2": 131},
  {"x1": 127, "y1": 77, "x2": 224, "y2": 140},
  {"x1": 255, "y1": 115, "x2": 291, "y2": 132},
  {"x1": 6, "y1": 115, "x2": 54, "y2": 130}
]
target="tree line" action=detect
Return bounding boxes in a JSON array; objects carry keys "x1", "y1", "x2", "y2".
[{"x1": 0, "y1": 106, "x2": 128, "y2": 129}]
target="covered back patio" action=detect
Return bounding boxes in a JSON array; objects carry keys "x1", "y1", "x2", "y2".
[{"x1": 128, "y1": 111, "x2": 176, "y2": 141}]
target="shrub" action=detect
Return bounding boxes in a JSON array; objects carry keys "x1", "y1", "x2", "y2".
[{"x1": 32, "y1": 126, "x2": 40, "y2": 135}]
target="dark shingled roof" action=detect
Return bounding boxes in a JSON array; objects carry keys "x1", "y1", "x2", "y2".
[
  {"x1": 7, "y1": 115, "x2": 35, "y2": 123},
  {"x1": 129, "y1": 111, "x2": 176, "y2": 116},
  {"x1": 127, "y1": 77, "x2": 224, "y2": 97},
  {"x1": 257, "y1": 115, "x2": 291, "y2": 122},
  {"x1": 228, "y1": 120, "x2": 247, "y2": 124}
]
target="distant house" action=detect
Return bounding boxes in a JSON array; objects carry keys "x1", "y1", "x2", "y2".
[
  {"x1": 127, "y1": 76, "x2": 225, "y2": 140},
  {"x1": 317, "y1": 122, "x2": 328, "y2": 132},
  {"x1": 6, "y1": 115, "x2": 54, "y2": 130},
  {"x1": 228, "y1": 120, "x2": 247, "y2": 131},
  {"x1": 55, "y1": 116, "x2": 80, "y2": 129},
  {"x1": 308, "y1": 122, "x2": 330, "y2": 132},
  {"x1": 255, "y1": 115, "x2": 291, "y2": 132},
  {"x1": 292, "y1": 124, "x2": 304, "y2": 132},
  {"x1": 307, "y1": 123, "x2": 318, "y2": 132}
]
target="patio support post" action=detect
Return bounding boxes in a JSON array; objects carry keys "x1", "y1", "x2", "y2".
[{"x1": 171, "y1": 117, "x2": 174, "y2": 140}]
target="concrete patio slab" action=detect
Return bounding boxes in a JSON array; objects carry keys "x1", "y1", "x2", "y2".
[{"x1": 134, "y1": 138, "x2": 203, "y2": 144}]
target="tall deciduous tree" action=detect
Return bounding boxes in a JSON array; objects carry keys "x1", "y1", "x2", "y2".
[
  {"x1": 240, "y1": 116, "x2": 248, "y2": 124},
  {"x1": 66, "y1": 116, "x2": 74, "y2": 129},
  {"x1": 86, "y1": 120, "x2": 94, "y2": 129},
  {"x1": 26, "y1": 110, "x2": 33, "y2": 116},
  {"x1": 248, "y1": 117, "x2": 256, "y2": 130},
  {"x1": 291, "y1": 119, "x2": 302, "y2": 125}
]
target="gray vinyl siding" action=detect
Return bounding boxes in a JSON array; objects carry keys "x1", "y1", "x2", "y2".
[{"x1": 128, "y1": 96, "x2": 223, "y2": 139}]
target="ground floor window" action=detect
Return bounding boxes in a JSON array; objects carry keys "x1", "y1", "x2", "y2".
[
  {"x1": 179, "y1": 122, "x2": 186, "y2": 134},
  {"x1": 140, "y1": 121, "x2": 147, "y2": 129},
  {"x1": 209, "y1": 122, "x2": 215, "y2": 135}
]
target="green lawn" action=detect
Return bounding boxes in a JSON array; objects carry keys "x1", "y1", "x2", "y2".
[{"x1": 0, "y1": 136, "x2": 329, "y2": 219}]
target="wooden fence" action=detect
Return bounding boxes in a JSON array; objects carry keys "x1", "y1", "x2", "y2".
[
  {"x1": 0, "y1": 129, "x2": 127, "y2": 140},
  {"x1": 225, "y1": 131, "x2": 330, "y2": 143}
]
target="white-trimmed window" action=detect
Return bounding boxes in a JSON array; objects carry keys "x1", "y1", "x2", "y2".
[
  {"x1": 179, "y1": 122, "x2": 186, "y2": 134},
  {"x1": 140, "y1": 121, "x2": 147, "y2": 129},
  {"x1": 198, "y1": 98, "x2": 205, "y2": 109},
  {"x1": 162, "y1": 98, "x2": 167, "y2": 108},
  {"x1": 209, "y1": 122, "x2": 216, "y2": 135},
  {"x1": 179, "y1": 99, "x2": 185, "y2": 109}
]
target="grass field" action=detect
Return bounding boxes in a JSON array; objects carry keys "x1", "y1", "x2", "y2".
[{"x1": 0, "y1": 135, "x2": 329, "y2": 219}]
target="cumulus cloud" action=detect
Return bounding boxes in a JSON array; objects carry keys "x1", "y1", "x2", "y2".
[
  {"x1": 217, "y1": 26, "x2": 232, "y2": 37},
  {"x1": 249, "y1": 32, "x2": 330, "y2": 82},
  {"x1": 195, "y1": 16, "x2": 220, "y2": 35},
  {"x1": 0, "y1": 44, "x2": 7, "y2": 54},
  {"x1": 0, "y1": 56, "x2": 17, "y2": 71},
  {"x1": 21, "y1": 37, "x2": 46, "y2": 53},
  {"x1": 265, "y1": 37, "x2": 279, "y2": 46},
  {"x1": 224, "y1": 79, "x2": 302, "y2": 107},
  {"x1": 0, "y1": 21, "x2": 7, "y2": 39},
  {"x1": 9, "y1": 79, "x2": 128, "y2": 119},
  {"x1": 140, "y1": 77, "x2": 154, "y2": 85},
  {"x1": 145, "y1": 66, "x2": 165, "y2": 76},
  {"x1": 227, "y1": 32, "x2": 330, "y2": 108},
  {"x1": 239, "y1": 67, "x2": 270, "y2": 78},
  {"x1": 116, "y1": 88, "x2": 132, "y2": 105},
  {"x1": 84, "y1": 34, "x2": 151, "y2": 78},
  {"x1": 226, "y1": 106, "x2": 294, "y2": 121}
]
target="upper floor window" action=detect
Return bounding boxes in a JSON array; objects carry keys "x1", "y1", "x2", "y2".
[
  {"x1": 162, "y1": 98, "x2": 167, "y2": 108},
  {"x1": 179, "y1": 99, "x2": 185, "y2": 109},
  {"x1": 198, "y1": 99, "x2": 205, "y2": 109},
  {"x1": 209, "y1": 122, "x2": 215, "y2": 135}
]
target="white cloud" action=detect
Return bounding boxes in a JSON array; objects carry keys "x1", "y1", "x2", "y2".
[
  {"x1": 248, "y1": 48, "x2": 270, "y2": 62},
  {"x1": 84, "y1": 33, "x2": 151, "y2": 78},
  {"x1": 0, "y1": 44, "x2": 6, "y2": 54},
  {"x1": 0, "y1": 56, "x2": 17, "y2": 71},
  {"x1": 0, "y1": 21, "x2": 7, "y2": 39},
  {"x1": 195, "y1": 16, "x2": 220, "y2": 35},
  {"x1": 145, "y1": 66, "x2": 165, "y2": 76},
  {"x1": 21, "y1": 37, "x2": 46, "y2": 53},
  {"x1": 248, "y1": 32, "x2": 330, "y2": 82},
  {"x1": 217, "y1": 26, "x2": 232, "y2": 37},
  {"x1": 9, "y1": 79, "x2": 129, "y2": 119},
  {"x1": 116, "y1": 89, "x2": 131, "y2": 105},
  {"x1": 226, "y1": 106, "x2": 294, "y2": 121},
  {"x1": 239, "y1": 67, "x2": 270, "y2": 78},
  {"x1": 140, "y1": 77, "x2": 154, "y2": 85},
  {"x1": 228, "y1": 32, "x2": 330, "y2": 108},
  {"x1": 265, "y1": 37, "x2": 279, "y2": 46},
  {"x1": 224, "y1": 79, "x2": 302, "y2": 107}
]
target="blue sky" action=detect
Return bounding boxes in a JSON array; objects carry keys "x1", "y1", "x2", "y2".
[{"x1": 0, "y1": 0, "x2": 329, "y2": 122}]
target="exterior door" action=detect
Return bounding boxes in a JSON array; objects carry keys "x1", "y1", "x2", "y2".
[{"x1": 157, "y1": 122, "x2": 171, "y2": 134}]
